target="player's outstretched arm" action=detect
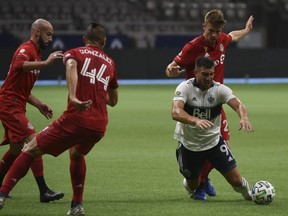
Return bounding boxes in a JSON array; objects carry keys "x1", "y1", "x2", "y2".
[
  {"x1": 22, "y1": 51, "x2": 63, "y2": 71},
  {"x1": 229, "y1": 15, "x2": 254, "y2": 42},
  {"x1": 227, "y1": 98, "x2": 254, "y2": 132}
]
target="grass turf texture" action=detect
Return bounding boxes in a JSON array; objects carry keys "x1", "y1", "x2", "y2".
[{"x1": 0, "y1": 84, "x2": 287, "y2": 216}]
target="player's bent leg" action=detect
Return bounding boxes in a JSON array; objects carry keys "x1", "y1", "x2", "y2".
[
  {"x1": 232, "y1": 177, "x2": 252, "y2": 201},
  {"x1": 0, "y1": 149, "x2": 18, "y2": 187},
  {"x1": 223, "y1": 168, "x2": 252, "y2": 201},
  {"x1": 24, "y1": 137, "x2": 65, "y2": 203}
]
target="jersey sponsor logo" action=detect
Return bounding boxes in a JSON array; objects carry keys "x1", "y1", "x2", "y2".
[
  {"x1": 30, "y1": 69, "x2": 40, "y2": 76},
  {"x1": 184, "y1": 104, "x2": 222, "y2": 120},
  {"x1": 193, "y1": 108, "x2": 211, "y2": 119},
  {"x1": 213, "y1": 54, "x2": 225, "y2": 67}
]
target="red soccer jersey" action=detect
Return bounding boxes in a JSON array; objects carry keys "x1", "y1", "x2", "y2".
[
  {"x1": 174, "y1": 33, "x2": 231, "y2": 83},
  {"x1": 0, "y1": 40, "x2": 40, "y2": 112},
  {"x1": 63, "y1": 45, "x2": 118, "y2": 132}
]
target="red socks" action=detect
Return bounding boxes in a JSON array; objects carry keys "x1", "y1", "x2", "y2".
[
  {"x1": 70, "y1": 155, "x2": 86, "y2": 204},
  {"x1": 30, "y1": 156, "x2": 44, "y2": 177},
  {"x1": 199, "y1": 160, "x2": 213, "y2": 185},
  {"x1": 0, "y1": 150, "x2": 18, "y2": 185},
  {"x1": 0, "y1": 152, "x2": 34, "y2": 195}
]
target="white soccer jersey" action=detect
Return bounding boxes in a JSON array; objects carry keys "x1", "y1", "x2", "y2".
[{"x1": 173, "y1": 78, "x2": 236, "y2": 152}]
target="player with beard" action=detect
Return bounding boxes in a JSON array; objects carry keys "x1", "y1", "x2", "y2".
[
  {"x1": 166, "y1": 9, "x2": 254, "y2": 200},
  {"x1": 0, "y1": 19, "x2": 64, "y2": 202},
  {"x1": 0, "y1": 23, "x2": 119, "y2": 215}
]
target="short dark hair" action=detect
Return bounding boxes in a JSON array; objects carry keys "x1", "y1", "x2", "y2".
[
  {"x1": 195, "y1": 56, "x2": 214, "y2": 69},
  {"x1": 85, "y1": 22, "x2": 106, "y2": 45},
  {"x1": 204, "y1": 9, "x2": 226, "y2": 28}
]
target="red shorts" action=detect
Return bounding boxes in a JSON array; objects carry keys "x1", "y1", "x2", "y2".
[
  {"x1": 220, "y1": 108, "x2": 230, "y2": 141},
  {"x1": 0, "y1": 111, "x2": 36, "y2": 145},
  {"x1": 36, "y1": 115, "x2": 105, "y2": 157}
]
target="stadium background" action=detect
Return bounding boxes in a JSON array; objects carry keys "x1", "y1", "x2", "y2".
[{"x1": 0, "y1": 0, "x2": 288, "y2": 81}]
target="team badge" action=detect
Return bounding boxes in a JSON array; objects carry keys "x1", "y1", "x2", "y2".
[
  {"x1": 207, "y1": 94, "x2": 215, "y2": 104},
  {"x1": 220, "y1": 44, "x2": 224, "y2": 52}
]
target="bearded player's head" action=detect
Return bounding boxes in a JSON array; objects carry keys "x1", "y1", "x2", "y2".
[
  {"x1": 31, "y1": 19, "x2": 53, "y2": 50},
  {"x1": 202, "y1": 9, "x2": 226, "y2": 46},
  {"x1": 83, "y1": 23, "x2": 106, "y2": 49}
]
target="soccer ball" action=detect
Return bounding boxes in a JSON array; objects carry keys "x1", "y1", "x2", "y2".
[{"x1": 251, "y1": 181, "x2": 275, "y2": 205}]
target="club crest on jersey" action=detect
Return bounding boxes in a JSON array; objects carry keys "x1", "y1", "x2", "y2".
[
  {"x1": 207, "y1": 94, "x2": 215, "y2": 104},
  {"x1": 219, "y1": 44, "x2": 224, "y2": 52}
]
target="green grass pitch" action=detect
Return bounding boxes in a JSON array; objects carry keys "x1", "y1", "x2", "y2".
[{"x1": 0, "y1": 84, "x2": 287, "y2": 215}]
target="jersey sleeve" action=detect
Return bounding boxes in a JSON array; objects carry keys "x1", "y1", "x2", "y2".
[
  {"x1": 174, "y1": 43, "x2": 197, "y2": 68},
  {"x1": 173, "y1": 81, "x2": 189, "y2": 103},
  {"x1": 108, "y1": 64, "x2": 119, "y2": 89},
  {"x1": 219, "y1": 84, "x2": 236, "y2": 103},
  {"x1": 63, "y1": 49, "x2": 77, "y2": 64},
  {"x1": 222, "y1": 33, "x2": 232, "y2": 47},
  {"x1": 13, "y1": 44, "x2": 33, "y2": 70}
]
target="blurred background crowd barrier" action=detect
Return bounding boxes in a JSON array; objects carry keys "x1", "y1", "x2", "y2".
[{"x1": 0, "y1": 0, "x2": 288, "y2": 80}]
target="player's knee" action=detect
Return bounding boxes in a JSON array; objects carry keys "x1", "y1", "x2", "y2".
[{"x1": 69, "y1": 147, "x2": 84, "y2": 159}]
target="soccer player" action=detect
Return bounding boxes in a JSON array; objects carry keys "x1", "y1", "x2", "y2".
[
  {"x1": 0, "y1": 18, "x2": 64, "y2": 202},
  {"x1": 172, "y1": 56, "x2": 253, "y2": 201},
  {"x1": 0, "y1": 22, "x2": 119, "y2": 216},
  {"x1": 165, "y1": 9, "x2": 254, "y2": 200}
]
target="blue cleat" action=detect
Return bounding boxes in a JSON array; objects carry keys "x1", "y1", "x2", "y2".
[
  {"x1": 194, "y1": 188, "x2": 207, "y2": 200},
  {"x1": 203, "y1": 178, "x2": 216, "y2": 196}
]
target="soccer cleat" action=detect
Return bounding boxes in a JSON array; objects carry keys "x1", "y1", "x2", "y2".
[
  {"x1": 194, "y1": 188, "x2": 207, "y2": 201},
  {"x1": 183, "y1": 178, "x2": 207, "y2": 200},
  {"x1": 40, "y1": 189, "x2": 64, "y2": 203},
  {"x1": 0, "y1": 192, "x2": 7, "y2": 209},
  {"x1": 67, "y1": 204, "x2": 85, "y2": 216},
  {"x1": 182, "y1": 178, "x2": 194, "y2": 198},
  {"x1": 233, "y1": 177, "x2": 252, "y2": 201},
  {"x1": 203, "y1": 178, "x2": 216, "y2": 196}
]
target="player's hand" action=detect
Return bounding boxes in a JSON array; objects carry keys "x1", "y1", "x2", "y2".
[
  {"x1": 70, "y1": 98, "x2": 92, "y2": 111},
  {"x1": 246, "y1": 15, "x2": 254, "y2": 31},
  {"x1": 239, "y1": 118, "x2": 254, "y2": 132},
  {"x1": 167, "y1": 65, "x2": 185, "y2": 77},
  {"x1": 195, "y1": 119, "x2": 214, "y2": 129},
  {"x1": 45, "y1": 51, "x2": 63, "y2": 65},
  {"x1": 38, "y1": 103, "x2": 53, "y2": 119}
]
